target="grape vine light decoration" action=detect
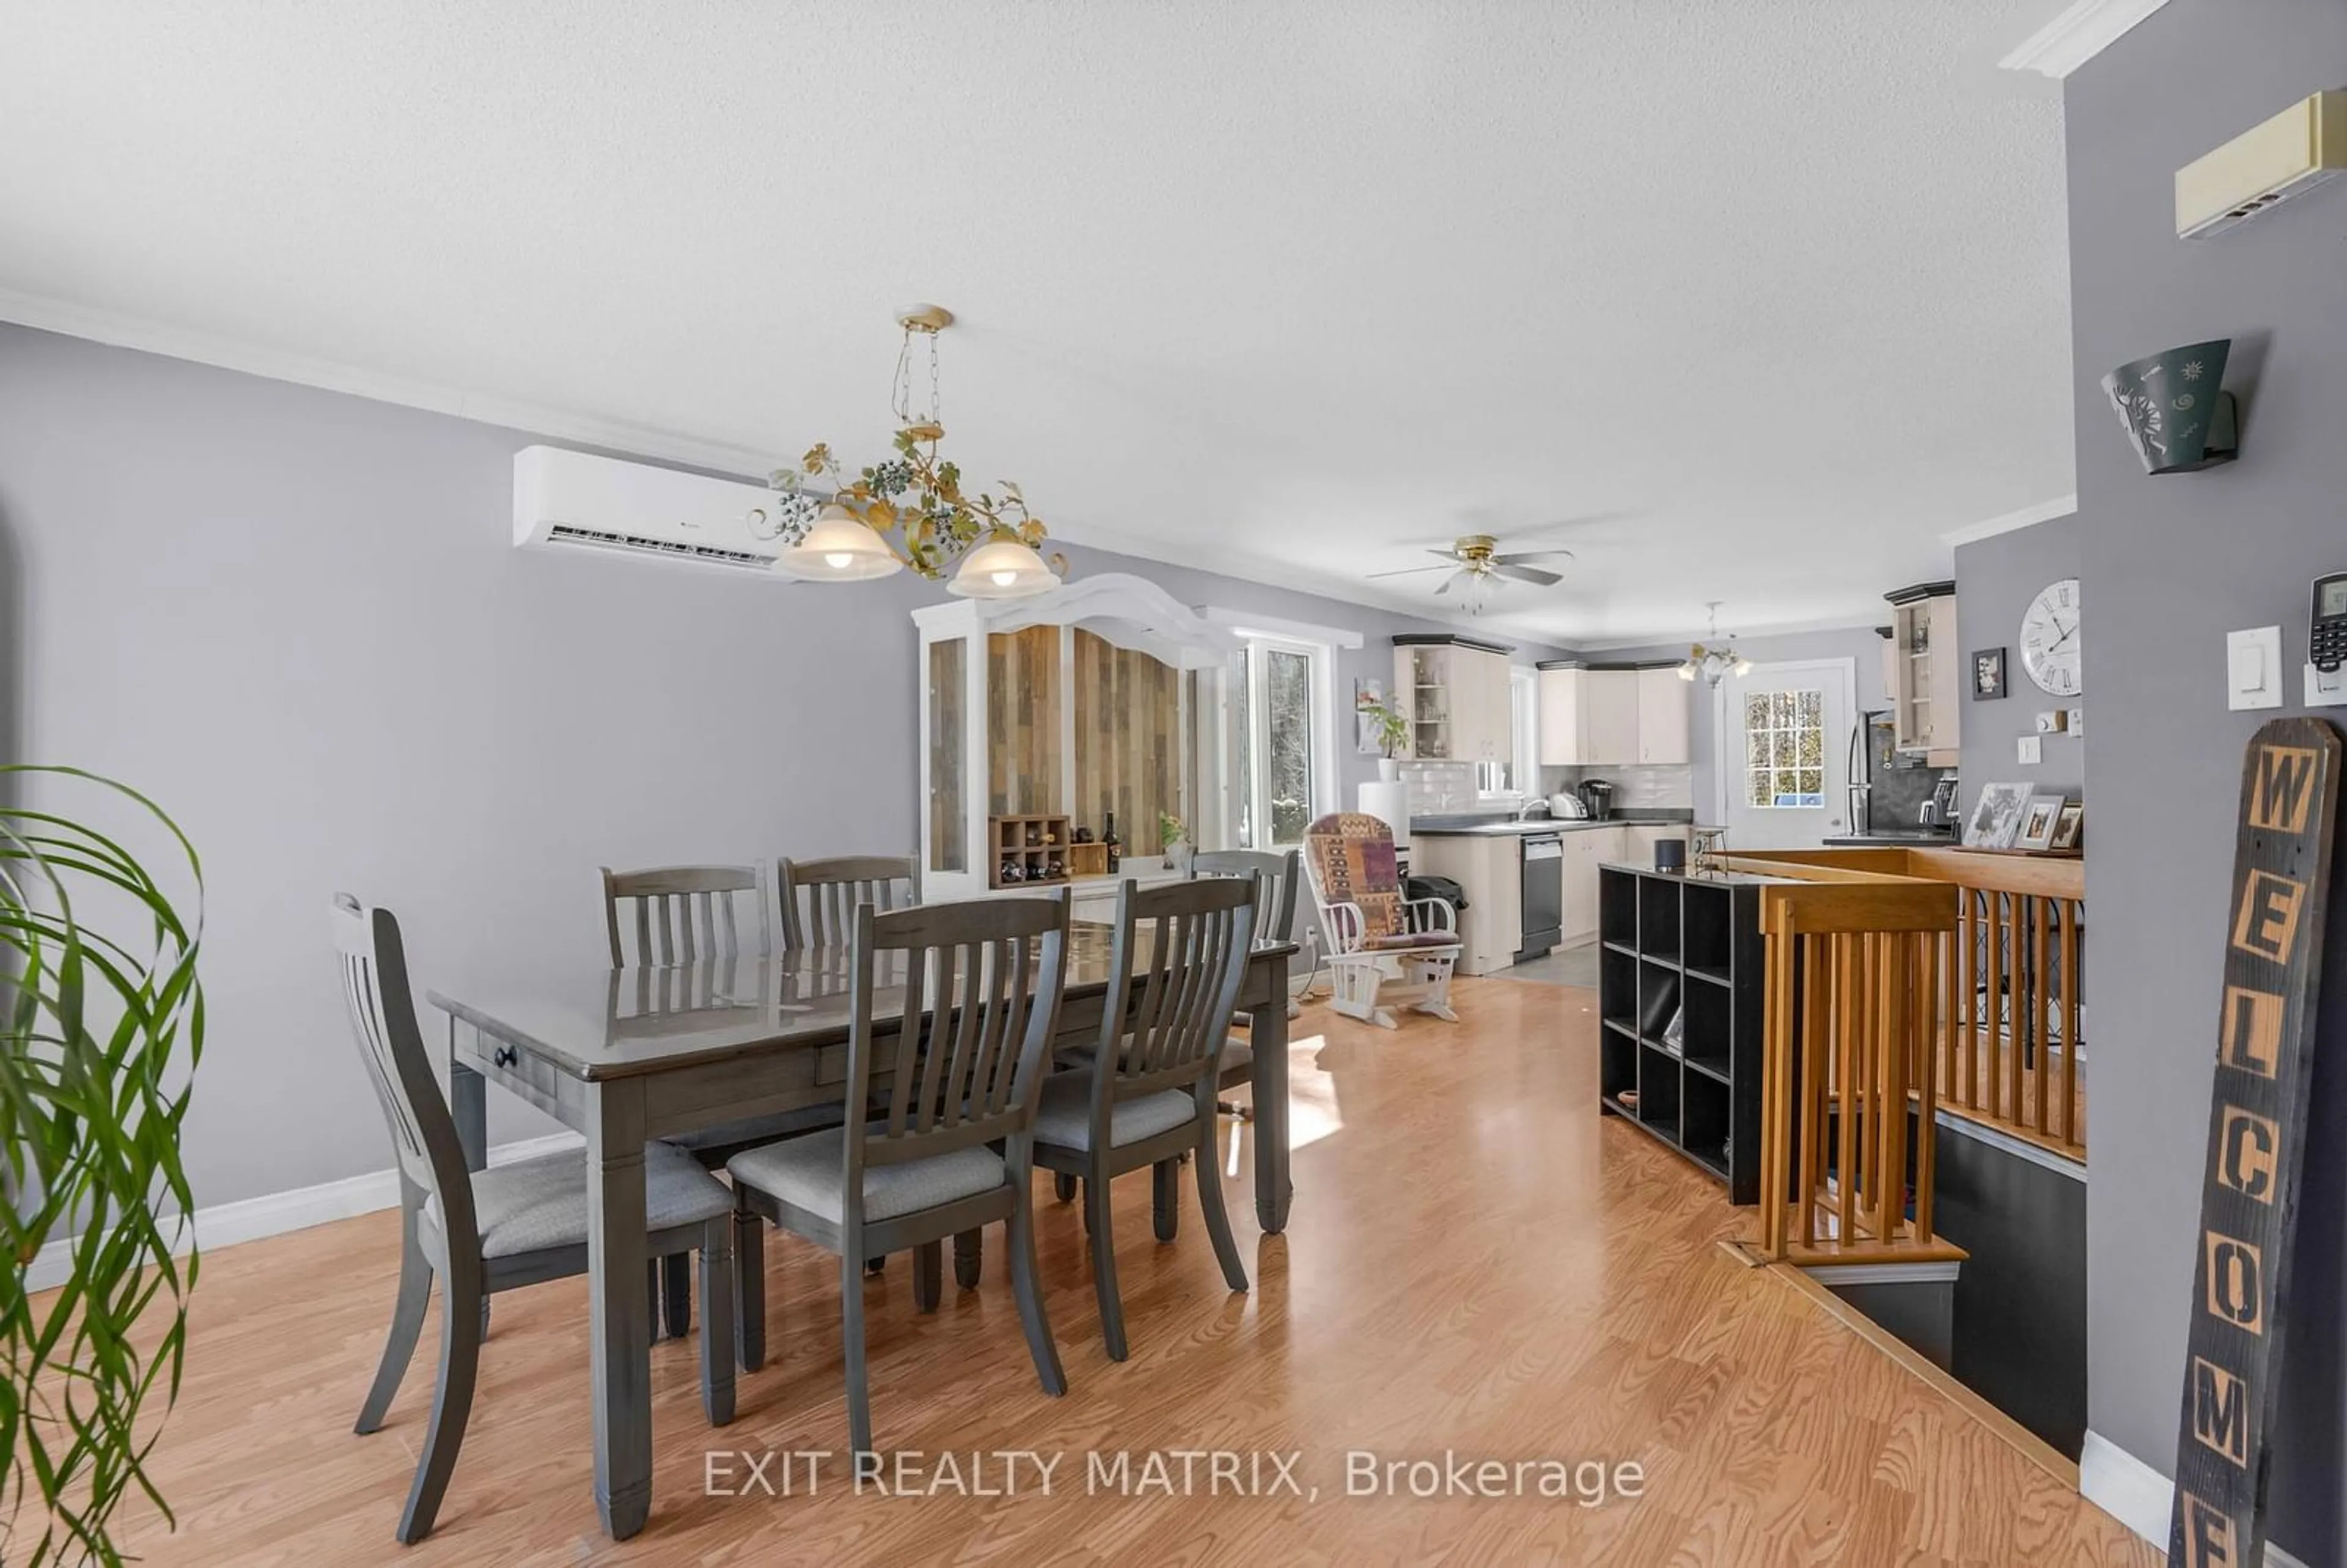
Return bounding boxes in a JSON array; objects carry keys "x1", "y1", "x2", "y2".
[{"x1": 763, "y1": 306, "x2": 1065, "y2": 598}]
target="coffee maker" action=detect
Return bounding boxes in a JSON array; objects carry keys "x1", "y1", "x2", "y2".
[{"x1": 1578, "y1": 779, "x2": 1615, "y2": 821}]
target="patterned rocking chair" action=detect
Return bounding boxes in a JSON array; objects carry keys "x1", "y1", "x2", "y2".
[{"x1": 1299, "y1": 813, "x2": 1461, "y2": 1030}]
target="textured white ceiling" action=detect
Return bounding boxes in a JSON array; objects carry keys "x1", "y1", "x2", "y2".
[{"x1": 0, "y1": 1, "x2": 2075, "y2": 645}]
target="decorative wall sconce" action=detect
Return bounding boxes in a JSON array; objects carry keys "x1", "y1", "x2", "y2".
[{"x1": 2101, "y1": 339, "x2": 2238, "y2": 474}]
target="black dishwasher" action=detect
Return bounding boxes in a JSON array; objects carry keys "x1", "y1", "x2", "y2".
[{"x1": 1518, "y1": 835, "x2": 1563, "y2": 959}]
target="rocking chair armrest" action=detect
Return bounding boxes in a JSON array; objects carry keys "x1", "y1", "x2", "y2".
[
  {"x1": 1320, "y1": 899, "x2": 1370, "y2": 954},
  {"x1": 1403, "y1": 897, "x2": 1458, "y2": 934}
]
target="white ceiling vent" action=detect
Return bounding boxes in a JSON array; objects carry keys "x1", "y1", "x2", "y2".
[{"x1": 512, "y1": 445, "x2": 810, "y2": 575}]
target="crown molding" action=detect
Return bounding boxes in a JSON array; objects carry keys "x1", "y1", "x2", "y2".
[
  {"x1": 1999, "y1": 0, "x2": 2169, "y2": 79},
  {"x1": 1942, "y1": 494, "x2": 2077, "y2": 547},
  {"x1": 0, "y1": 287, "x2": 786, "y2": 478},
  {"x1": 1573, "y1": 610, "x2": 1886, "y2": 656}
]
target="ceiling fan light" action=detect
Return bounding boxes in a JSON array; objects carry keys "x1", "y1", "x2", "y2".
[
  {"x1": 776, "y1": 505, "x2": 903, "y2": 581},
  {"x1": 947, "y1": 535, "x2": 1059, "y2": 599}
]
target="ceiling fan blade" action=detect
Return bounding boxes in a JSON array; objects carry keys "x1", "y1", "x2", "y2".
[
  {"x1": 1489, "y1": 562, "x2": 1563, "y2": 587},
  {"x1": 1434, "y1": 570, "x2": 1466, "y2": 597},
  {"x1": 1493, "y1": 548, "x2": 1577, "y2": 565},
  {"x1": 1365, "y1": 562, "x2": 1459, "y2": 579}
]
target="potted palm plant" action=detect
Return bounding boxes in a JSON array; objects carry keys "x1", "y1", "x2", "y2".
[
  {"x1": 1, "y1": 768, "x2": 204, "y2": 1567},
  {"x1": 1357, "y1": 694, "x2": 1410, "y2": 781}
]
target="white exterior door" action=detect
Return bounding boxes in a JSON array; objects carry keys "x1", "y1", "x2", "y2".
[{"x1": 1714, "y1": 659, "x2": 1856, "y2": 851}]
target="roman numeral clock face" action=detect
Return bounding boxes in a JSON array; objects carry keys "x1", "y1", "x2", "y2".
[{"x1": 2021, "y1": 578, "x2": 2082, "y2": 697}]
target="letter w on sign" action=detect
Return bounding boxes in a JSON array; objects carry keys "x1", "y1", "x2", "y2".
[{"x1": 2171, "y1": 719, "x2": 2341, "y2": 1568}]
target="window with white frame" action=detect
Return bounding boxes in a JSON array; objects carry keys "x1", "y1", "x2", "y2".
[
  {"x1": 1743, "y1": 687, "x2": 1826, "y2": 807},
  {"x1": 1477, "y1": 667, "x2": 1540, "y2": 797},
  {"x1": 1233, "y1": 634, "x2": 1329, "y2": 848}
]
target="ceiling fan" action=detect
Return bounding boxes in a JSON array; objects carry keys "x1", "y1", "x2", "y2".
[{"x1": 1366, "y1": 533, "x2": 1576, "y2": 612}]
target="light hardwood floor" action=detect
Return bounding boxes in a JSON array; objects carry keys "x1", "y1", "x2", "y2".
[{"x1": 103, "y1": 976, "x2": 2151, "y2": 1566}]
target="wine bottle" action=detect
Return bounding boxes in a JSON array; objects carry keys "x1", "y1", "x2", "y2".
[{"x1": 1103, "y1": 811, "x2": 1121, "y2": 872}]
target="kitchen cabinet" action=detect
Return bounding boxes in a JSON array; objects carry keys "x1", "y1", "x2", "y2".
[
  {"x1": 1395, "y1": 636, "x2": 1513, "y2": 764},
  {"x1": 1890, "y1": 590, "x2": 1961, "y2": 767},
  {"x1": 1539, "y1": 664, "x2": 1681, "y2": 768},
  {"x1": 1585, "y1": 672, "x2": 1640, "y2": 768},
  {"x1": 1634, "y1": 668, "x2": 1691, "y2": 765},
  {"x1": 1408, "y1": 832, "x2": 1524, "y2": 976},
  {"x1": 1560, "y1": 826, "x2": 1626, "y2": 947},
  {"x1": 1537, "y1": 665, "x2": 1589, "y2": 766}
]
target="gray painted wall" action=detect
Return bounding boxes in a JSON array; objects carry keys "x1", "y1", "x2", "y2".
[
  {"x1": 1598, "y1": 625, "x2": 1890, "y2": 825},
  {"x1": 1955, "y1": 513, "x2": 2085, "y2": 811},
  {"x1": 0, "y1": 323, "x2": 1561, "y2": 1211},
  {"x1": 2066, "y1": 4, "x2": 2347, "y2": 1559}
]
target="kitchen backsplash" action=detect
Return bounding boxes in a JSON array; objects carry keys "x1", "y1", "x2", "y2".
[
  {"x1": 1400, "y1": 760, "x2": 1695, "y2": 817},
  {"x1": 1541, "y1": 764, "x2": 1694, "y2": 809}
]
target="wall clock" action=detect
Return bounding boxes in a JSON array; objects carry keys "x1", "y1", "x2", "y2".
[{"x1": 2020, "y1": 578, "x2": 2082, "y2": 697}]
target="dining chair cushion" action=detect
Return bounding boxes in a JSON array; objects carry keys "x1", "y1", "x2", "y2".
[
  {"x1": 429, "y1": 1141, "x2": 733, "y2": 1259},
  {"x1": 727, "y1": 1127, "x2": 1008, "y2": 1224},
  {"x1": 1032, "y1": 1073, "x2": 1199, "y2": 1152}
]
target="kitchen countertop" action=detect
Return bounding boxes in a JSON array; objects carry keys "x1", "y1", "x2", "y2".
[
  {"x1": 1412, "y1": 816, "x2": 1694, "y2": 838},
  {"x1": 1820, "y1": 830, "x2": 1961, "y2": 846}
]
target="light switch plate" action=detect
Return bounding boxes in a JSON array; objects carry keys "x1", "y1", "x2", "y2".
[
  {"x1": 2035, "y1": 710, "x2": 2066, "y2": 734},
  {"x1": 2018, "y1": 735, "x2": 2043, "y2": 764},
  {"x1": 2308, "y1": 662, "x2": 2347, "y2": 708},
  {"x1": 2065, "y1": 707, "x2": 2085, "y2": 736},
  {"x1": 2229, "y1": 626, "x2": 2284, "y2": 710}
]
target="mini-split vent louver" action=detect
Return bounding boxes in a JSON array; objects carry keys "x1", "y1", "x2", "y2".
[
  {"x1": 2176, "y1": 91, "x2": 2347, "y2": 238},
  {"x1": 511, "y1": 445, "x2": 818, "y2": 576}
]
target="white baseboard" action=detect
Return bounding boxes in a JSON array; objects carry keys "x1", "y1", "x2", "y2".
[
  {"x1": 2081, "y1": 1430, "x2": 2312, "y2": 1567},
  {"x1": 22, "y1": 1132, "x2": 584, "y2": 1294}
]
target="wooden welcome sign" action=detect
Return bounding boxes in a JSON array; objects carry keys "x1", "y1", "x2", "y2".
[{"x1": 2170, "y1": 717, "x2": 2342, "y2": 1568}]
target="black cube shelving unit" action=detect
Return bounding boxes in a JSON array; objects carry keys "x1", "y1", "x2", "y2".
[{"x1": 1597, "y1": 864, "x2": 1766, "y2": 1203}]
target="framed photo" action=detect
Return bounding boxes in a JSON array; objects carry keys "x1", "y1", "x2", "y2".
[
  {"x1": 1964, "y1": 781, "x2": 2033, "y2": 849},
  {"x1": 1354, "y1": 676, "x2": 1384, "y2": 755},
  {"x1": 1972, "y1": 648, "x2": 2008, "y2": 701},
  {"x1": 2051, "y1": 802, "x2": 2084, "y2": 851},
  {"x1": 2013, "y1": 793, "x2": 2066, "y2": 852}
]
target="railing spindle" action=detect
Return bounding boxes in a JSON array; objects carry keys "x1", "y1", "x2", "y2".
[{"x1": 2061, "y1": 896, "x2": 2082, "y2": 1149}]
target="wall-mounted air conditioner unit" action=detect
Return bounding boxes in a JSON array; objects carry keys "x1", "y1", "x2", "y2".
[
  {"x1": 512, "y1": 445, "x2": 810, "y2": 575},
  {"x1": 2176, "y1": 90, "x2": 2347, "y2": 238}
]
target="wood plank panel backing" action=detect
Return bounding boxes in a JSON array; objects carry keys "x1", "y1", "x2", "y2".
[
  {"x1": 2170, "y1": 718, "x2": 2341, "y2": 1568},
  {"x1": 1071, "y1": 629, "x2": 1177, "y2": 854},
  {"x1": 986, "y1": 627, "x2": 1062, "y2": 816}
]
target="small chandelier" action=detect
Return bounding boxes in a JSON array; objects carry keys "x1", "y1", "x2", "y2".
[
  {"x1": 1678, "y1": 602, "x2": 1753, "y2": 687},
  {"x1": 764, "y1": 305, "x2": 1064, "y2": 598}
]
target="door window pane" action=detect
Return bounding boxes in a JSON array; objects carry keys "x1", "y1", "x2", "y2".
[{"x1": 1743, "y1": 686, "x2": 1827, "y2": 809}]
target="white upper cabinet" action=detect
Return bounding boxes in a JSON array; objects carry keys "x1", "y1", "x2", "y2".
[
  {"x1": 1539, "y1": 664, "x2": 1686, "y2": 768},
  {"x1": 1889, "y1": 589, "x2": 1960, "y2": 766},
  {"x1": 1584, "y1": 670, "x2": 1640, "y2": 767},
  {"x1": 1537, "y1": 666, "x2": 1587, "y2": 766},
  {"x1": 1395, "y1": 639, "x2": 1513, "y2": 763},
  {"x1": 1634, "y1": 667, "x2": 1691, "y2": 765}
]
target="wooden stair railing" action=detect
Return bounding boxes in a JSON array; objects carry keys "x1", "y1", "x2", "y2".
[
  {"x1": 1717, "y1": 862, "x2": 1966, "y2": 1267},
  {"x1": 1903, "y1": 848, "x2": 2085, "y2": 1156}
]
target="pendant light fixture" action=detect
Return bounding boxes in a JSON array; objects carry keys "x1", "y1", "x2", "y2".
[
  {"x1": 1678, "y1": 602, "x2": 1754, "y2": 687},
  {"x1": 766, "y1": 305, "x2": 1065, "y2": 596}
]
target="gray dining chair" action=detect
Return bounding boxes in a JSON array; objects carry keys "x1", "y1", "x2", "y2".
[
  {"x1": 602, "y1": 863, "x2": 773, "y2": 966},
  {"x1": 728, "y1": 892, "x2": 1072, "y2": 1456},
  {"x1": 599, "y1": 863, "x2": 848, "y2": 1330},
  {"x1": 333, "y1": 894, "x2": 736, "y2": 1545},
  {"x1": 1191, "y1": 844, "x2": 1302, "y2": 1075},
  {"x1": 777, "y1": 854, "x2": 921, "y2": 950},
  {"x1": 1033, "y1": 876, "x2": 1256, "y2": 1361}
]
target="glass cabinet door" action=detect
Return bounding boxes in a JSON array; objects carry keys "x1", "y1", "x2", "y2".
[{"x1": 927, "y1": 635, "x2": 966, "y2": 874}]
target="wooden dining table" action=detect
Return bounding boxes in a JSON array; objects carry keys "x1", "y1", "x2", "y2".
[{"x1": 427, "y1": 923, "x2": 1295, "y2": 1541}]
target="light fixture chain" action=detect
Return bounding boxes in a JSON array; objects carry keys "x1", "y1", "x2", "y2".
[{"x1": 928, "y1": 327, "x2": 941, "y2": 426}]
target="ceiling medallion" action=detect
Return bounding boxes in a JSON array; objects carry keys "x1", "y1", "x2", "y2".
[
  {"x1": 1678, "y1": 601, "x2": 1754, "y2": 687},
  {"x1": 764, "y1": 304, "x2": 1065, "y2": 598}
]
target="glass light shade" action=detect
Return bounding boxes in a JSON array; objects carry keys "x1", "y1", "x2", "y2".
[
  {"x1": 1677, "y1": 662, "x2": 1697, "y2": 682},
  {"x1": 1732, "y1": 654, "x2": 1754, "y2": 676},
  {"x1": 947, "y1": 536, "x2": 1058, "y2": 599},
  {"x1": 774, "y1": 505, "x2": 902, "y2": 582}
]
